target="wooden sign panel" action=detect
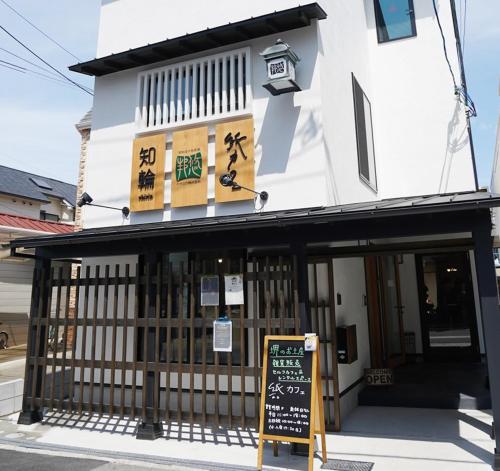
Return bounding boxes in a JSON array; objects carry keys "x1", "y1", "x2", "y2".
[
  {"x1": 130, "y1": 134, "x2": 166, "y2": 212},
  {"x1": 171, "y1": 126, "x2": 208, "y2": 208},
  {"x1": 215, "y1": 117, "x2": 255, "y2": 203},
  {"x1": 258, "y1": 335, "x2": 327, "y2": 471}
]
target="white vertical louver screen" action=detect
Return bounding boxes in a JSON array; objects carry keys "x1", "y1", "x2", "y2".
[{"x1": 135, "y1": 47, "x2": 252, "y2": 131}]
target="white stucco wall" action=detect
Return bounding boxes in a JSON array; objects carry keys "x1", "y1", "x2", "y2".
[
  {"x1": 81, "y1": 0, "x2": 477, "y2": 229},
  {"x1": 0, "y1": 195, "x2": 40, "y2": 219}
]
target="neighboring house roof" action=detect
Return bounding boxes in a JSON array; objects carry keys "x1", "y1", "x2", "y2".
[
  {"x1": 0, "y1": 212, "x2": 74, "y2": 234},
  {"x1": 69, "y1": 3, "x2": 327, "y2": 77},
  {"x1": 0, "y1": 165, "x2": 77, "y2": 207}
]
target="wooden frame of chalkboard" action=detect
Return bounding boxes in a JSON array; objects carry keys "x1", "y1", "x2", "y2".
[{"x1": 257, "y1": 335, "x2": 327, "y2": 471}]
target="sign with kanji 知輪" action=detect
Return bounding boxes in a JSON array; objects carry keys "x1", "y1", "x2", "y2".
[
  {"x1": 171, "y1": 127, "x2": 208, "y2": 208},
  {"x1": 130, "y1": 134, "x2": 166, "y2": 212},
  {"x1": 215, "y1": 117, "x2": 255, "y2": 203}
]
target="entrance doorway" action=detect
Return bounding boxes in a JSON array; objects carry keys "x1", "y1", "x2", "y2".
[
  {"x1": 365, "y1": 255, "x2": 406, "y2": 369},
  {"x1": 416, "y1": 252, "x2": 480, "y2": 362}
]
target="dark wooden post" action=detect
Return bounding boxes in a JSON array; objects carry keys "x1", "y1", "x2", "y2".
[
  {"x1": 292, "y1": 243, "x2": 312, "y2": 334},
  {"x1": 18, "y1": 252, "x2": 51, "y2": 425},
  {"x1": 136, "y1": 251, "x2": 163, "y2": 440},
  {"x1": 472, "y1": 212, "x2": 500, "y2": 469}
]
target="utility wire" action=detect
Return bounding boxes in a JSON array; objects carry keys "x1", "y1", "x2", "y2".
[
  {"x1": 462, "y1": 0, "x2": 468, "y2": 59},
  {"x1": 0, "y1": 0, "x2": 81, "y2": 62},
  {"x1": 432, "y1": 0, "x2": 458, "y2": 89},
  {"x1": 0, "y1": 24, "x2": 93, "y2": 96},
  {"x1": 0, "y1": 59, "x2": 90, "y2": 91},
  {"x1": 0, "y1": 46, "x2": 61, "y2": 78}
]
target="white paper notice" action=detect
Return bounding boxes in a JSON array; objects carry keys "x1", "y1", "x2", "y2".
[
  {"x1": 201, "y1": 275, "x2": 219, "y2": 306},
  {"x1": 213, "y1": 319, "x2": 232, "y2": 352},
  {"x1": 224, "y1": 274, "x2": 244, "y2": 305}
]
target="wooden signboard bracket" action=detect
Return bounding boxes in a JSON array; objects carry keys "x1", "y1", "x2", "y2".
[{"x1": 257, "y1": 335, "x2": 327, "y2": 471}]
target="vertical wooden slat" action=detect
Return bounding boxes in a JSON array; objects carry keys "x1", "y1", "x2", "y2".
[
  {"x1": 99, "y1": 265, "x2": 110, "y2": 416},
  {"x1": 88, "y1": 265, "x2": 100, "y2": 414},
  {"x1": 58, "y1": 266, "x2": 71, "y2": 412},
  {"x1": 162, "y1": 71, "x2": 169, "y2": 125},
  {"x1": 237, "y1": 52, "x2": 244, "y2": 110},
  {"x1": 191, "y1": 64, "x2": 198, "y2": 119},
  {"x1": 252, "y1": 257, "x2": 259, "y2": 426},
  {"x1": 226, "y1": 259, "x2": 233, "y2": 428},
  {"x1": 176, "y1": 67, "x2": 183, "y2": 122},
  {"x1": 169, "y1": 70, "x2": 176, "y2": 124},
  {"x1": 177, "y1": 262, "x2": 184, "y2": 424},
  {"x1": 184, "y1": 64, "x2": 191, "y2": 120},
  {"x1": 313, "y1": 263, "x2": 320, "y2": 335},
  {"x1": 244, "y1": 50, "x2": 252, "y2": 108},
  {"x1": 199, "y1": 61, "x2": 206, "y2": 118},
  {"x1": 201, "y1": 260, "x2": 207, "y2": 428},
  {"x1": 327, "y1": 259, "x2": 341, "y2": 432},
  {"x1": 164, "y1": 261, "x2": 173, "y2": 421},
  {"x1": 206, "y1": 60, "x2": 213, "y2": 117},
  {"x1": 68, "y1": 266, "x2": 81, "y2": 413},
  {"x1": 229, "y1": 53, "x2": 235, "y2": 112},
  {"x1": 278, "y1": 257, "x2": 285, "y2": 334},
  {"x1": 189, "y1": 260, "x2": 195, "y2": 425},
  {"x1": 222, "y1": 56, "x2": 228, "y2": 112},
  {"x1": 148, "y1": 73, "x2": 156, "y2": 128},
  {"x1": 264, "y1": 257, "x2": 271, "y2": 335},
  {"x1": 293, "y1": 256, "x2": 300, "y2": 334},
  {"x1": 214, "y1": 58, "x2": 220, "y2": 115},
  {"x1": 49, "y1": 266, "x2": 63, "y2": 411},
  {"x1": 155, "y1": 72, "x2": 162, "y2": 126},
  {"x1": 154, "y1": 260, "x2": 162, "y2": 424},
  {"x1": 131, "y1": 262, "x2": 140, "y2": 421},
  {"x1": 239, "y1": 257, "x2": 246, "y2": 429},
  {"x1": 214, "y1": 306, "x2": 220, "y2": 428},
  {"x1": 39, "y1": 267, "x2": 53, "y2": 410},
  {"x1": 109, "y1": 265, "x2": 120, "y2": 417},
  {"x1": 321, "y1": 300, "x2": 331, "y2": 426},
  {"x1": 135, "y1": 74, "x2": 144, "y2": 127},
  {"x1": 78, "y1": 266, "x2": 91, "y2": 415},
  {"x1": 141, "y1": 261, "x2": 150, "y2": 423},
  {"x1": 120, "y1": 264, "x2": 130, "y2": 419}
]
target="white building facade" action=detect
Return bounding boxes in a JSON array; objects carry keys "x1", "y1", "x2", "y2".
[{"x1": 13, "y1": 2, "x2": 500, "y2": 468}]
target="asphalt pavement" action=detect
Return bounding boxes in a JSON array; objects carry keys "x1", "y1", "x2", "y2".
[{"x1": 0, "y1": 448, "x2": 190, "y2": 471}]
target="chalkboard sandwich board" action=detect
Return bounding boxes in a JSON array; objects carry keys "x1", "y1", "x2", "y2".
[{"x1": 257, "y1": 335, "x2": 327, "y2": 471}]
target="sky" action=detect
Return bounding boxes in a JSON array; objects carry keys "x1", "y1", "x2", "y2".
[{"x1": 0, "y1": 0, "x2": 498, "y2": 187}]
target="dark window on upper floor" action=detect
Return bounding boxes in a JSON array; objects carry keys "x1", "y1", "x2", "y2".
[
  {"x1": 352, "y1": 75, "x2": 377, "y2": 191},
  {"x1": 40, "y1": 210, "x2": 59, "y2": 222},
  {"x1": 374, "y1": 0, "x2": 417, "y2": 43}
]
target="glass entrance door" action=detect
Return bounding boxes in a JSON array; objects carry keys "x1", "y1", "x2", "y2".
[
  {"x1": 379, "y1": 256, "x2": 406, "y2": 368},
  {"x1": 416, "y1": 252, "x2": 480, "y2": 361}
]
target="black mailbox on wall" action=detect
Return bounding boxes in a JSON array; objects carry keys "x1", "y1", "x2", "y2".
[{"x1": 337, "y1": 325, "x2": 358, "y2": 364}]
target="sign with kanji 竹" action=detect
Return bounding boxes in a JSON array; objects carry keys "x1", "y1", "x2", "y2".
[
  {"x1": 171, "y1": 126, "x2": 208, "y2": 208},
  {"x1": 130, "y1": 133, "x2": 166, "y2": 212},
  {"x1": 215, "y1": 117, "x2": 255, "y2": 203}
]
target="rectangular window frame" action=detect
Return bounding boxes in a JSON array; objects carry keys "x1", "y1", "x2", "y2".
[
  {"x1": 352, "y1": 74, "x2": 378, "y2": 193},
  {"x1": 374, "y1": 0, "x2": 417, "y2": 44}
]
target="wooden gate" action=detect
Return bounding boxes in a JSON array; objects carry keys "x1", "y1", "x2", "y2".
[{"x1": 21, "y1": 254, "x2": 302, "y2": 430}]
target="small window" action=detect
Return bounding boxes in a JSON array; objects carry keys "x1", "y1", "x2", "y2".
[
  {"x1": 40, "y1": 211, "x2": 59, "y2": 222},
  {"x1": 374, "y1": 0, "x2": 417, "y2": 43},
  {"x1": 352, "y1": 75, "x2": 377, "y2": 191}
]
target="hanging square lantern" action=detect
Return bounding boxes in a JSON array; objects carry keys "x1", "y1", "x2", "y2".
[{"x1": 260, "y1": 39, "x2": 301, "y2": 96}]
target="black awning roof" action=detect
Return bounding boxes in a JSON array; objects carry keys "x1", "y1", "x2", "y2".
[
  {"x1": 69, "y1": 3, "x2": 327, "y2": 77},
  {"x1": 10, "y1": 191, "x2": 500, "y2": 250}
]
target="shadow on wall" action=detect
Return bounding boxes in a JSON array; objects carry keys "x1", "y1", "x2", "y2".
[
  {"x1": 363, "y1": 0, "x2": 437, "y2": 31},
  {"x1": 438, "y1": 99, "x2": 469, "y2": 193}
]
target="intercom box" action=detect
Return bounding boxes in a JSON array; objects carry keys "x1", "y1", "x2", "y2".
[{"x1": 336, "y1": 325, "x2": 357, "y2": 364}]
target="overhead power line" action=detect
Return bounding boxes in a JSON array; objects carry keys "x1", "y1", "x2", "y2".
[
  {"x1": 0, "y1": 60, "x2": 91, "y2": 91},
  {"x1": 0, "y1": 24, "x2": 93, "y2": 96},
  {"x1": 0, "y1": 46, "x2": 61, "y2": 78},
  {"x1": 0, "y1": 0, "x2": 81, "y2": 62}
]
